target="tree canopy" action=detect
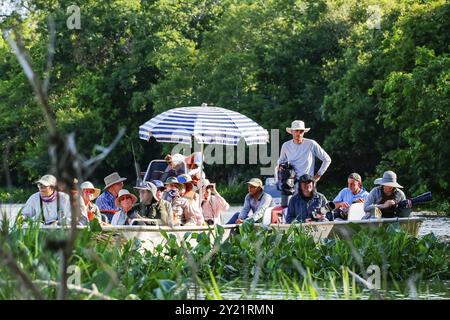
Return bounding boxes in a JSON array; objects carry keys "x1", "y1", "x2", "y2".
[{"x1": 1, "y1": 0, "x2": 449, "y2": 205}]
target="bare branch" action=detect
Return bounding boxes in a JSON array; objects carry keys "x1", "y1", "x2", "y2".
[
  {"x1": 43, "y1": 17, "x2": 56, "y2": 93},
  {"x1": 0, "y1": 246, "x2": 44, "y2": 300}
]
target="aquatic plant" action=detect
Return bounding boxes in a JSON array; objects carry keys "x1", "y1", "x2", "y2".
[{"x1": 0, "y1": 219, "x2": 449, "y2": 299}]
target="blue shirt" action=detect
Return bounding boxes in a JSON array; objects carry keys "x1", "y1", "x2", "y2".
[
  {"x1": 286, "y1": 192, "x2": 328, "y2": 223},
  {"x1": 95, "y1": 190, "x2": 119, "y2": 222},
  {"x1": 238, "y1": 191, "x2": 273, "y2": 222},
  {"x1": 333, "y1": 187, "x2": 369, "y2": 206}
]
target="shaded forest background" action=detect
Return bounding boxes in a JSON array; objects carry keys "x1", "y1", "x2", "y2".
[{"x1": 1, "y1": 0, "x2": 449, "y2": 206}]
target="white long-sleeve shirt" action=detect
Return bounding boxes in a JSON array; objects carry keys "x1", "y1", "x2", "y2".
[
  {"x1": 278, "y1": 138, "x2": 331, "y2": 179},
  {"x1": 22, "y1": 192, "x2": 72, "y2": 225}
]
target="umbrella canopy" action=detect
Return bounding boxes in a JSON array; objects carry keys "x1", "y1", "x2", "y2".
[{"x1": 139, "y1": 104, "x2": 269, "y2": 145}]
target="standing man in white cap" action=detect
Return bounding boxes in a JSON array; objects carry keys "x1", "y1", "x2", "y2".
[
  {"x1": 363, "y1": 170, "x2": 412, "y2": 219},
  {"x1": 278, "y1": 120, "x2": 331, "y2": 206},
  {"x1": 21, "y1": 174, "x2": 72, "y2": 225},
  {"x1": 96, "y1": 172, "x2": 127, "y2": 223}
]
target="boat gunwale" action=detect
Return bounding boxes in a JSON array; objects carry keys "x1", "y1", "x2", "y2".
[{"x1": 29, "y1": 217, "x2": 424, "y2": 232}]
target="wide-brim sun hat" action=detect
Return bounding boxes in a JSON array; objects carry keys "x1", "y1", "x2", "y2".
[
  {"x1": 115, "y1": 189, "x2": 138, "y2": 207},
  {"x1": 134, "y1": 181, "x2": 158, "y2": 199},
  {"x1": 80, "y1": 181, "x2": 101, "y2": 199},
  {"x1": 286, "y1": 120, "x2": 311, "y2": 134},
  {"x1": 374, "y1": 170, "x2": 403, "y2": 188},
  {"x1": 103, "y1": 172, "x2": 127, "y2": 189}
]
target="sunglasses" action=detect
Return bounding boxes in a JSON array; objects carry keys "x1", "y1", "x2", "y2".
[{"x1": 120, "y1": 196, "x2": 133, "y2": 201}]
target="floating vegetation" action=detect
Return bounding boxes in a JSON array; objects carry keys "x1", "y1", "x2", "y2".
[{"x1": 0, "y1": 219, "x2": 449, "y2": 299}]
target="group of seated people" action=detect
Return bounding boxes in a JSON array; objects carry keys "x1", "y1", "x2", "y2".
[
  {"x1": 228, "y1": 170, "x2": 412, "y2": 224},
  {"x1": 20, "y1": 161, "x2": 230, "y2": 226},
  {"x1": 282, "y1": 170, "x2": 412, "y2": 223},
  {"x1": 20, "y1": 151, "x2": 412, "y2": 226}
]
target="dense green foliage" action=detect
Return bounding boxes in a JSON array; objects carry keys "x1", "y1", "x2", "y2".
[
  {"x1": 1, "y1": 0, "x2": 449, "y2": 206},
  {"x1": 0, "y1": 219, "x2": 448, "y2": 299}
]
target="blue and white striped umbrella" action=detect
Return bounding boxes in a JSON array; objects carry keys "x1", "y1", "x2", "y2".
[{"x1": 139, "y1": 105, "x2": 269, "y2": 145}]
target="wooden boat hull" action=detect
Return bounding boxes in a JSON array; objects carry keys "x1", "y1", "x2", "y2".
[{"x1": 32, "y1": 217, "x2": 423, "y2": 250}]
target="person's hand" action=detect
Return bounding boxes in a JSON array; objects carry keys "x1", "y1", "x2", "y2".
[
  {"x1": 236, "y1": 218, "x2": 243, "y2": 224},
  {"x1": 336, "y1": 202, "x2": 350, "y2": 209},
  {"x1": 381, "y1": 200, "x2": 396, "y2": 208},
  {"x1": 406, "y1": 199, "x2": 412, "y2": 208},
  {"x1": 314, "y1": 174, "x2": 321, "y2": 182}
]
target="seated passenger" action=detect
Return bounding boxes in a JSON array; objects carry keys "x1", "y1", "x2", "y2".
[
  {"x1": 21, "y1": 174, "x2": 72, "y2": 225},
  {"x1": 96, "y1": 172, "x2": 127, "y2": 223},
  {"x1": 363, "y1": 171, "x2": 412, "y2": 219},
  {"x1": 332, "y1": 172, "x2": 369, "y2": 220},
  {"x1": 133, "y1": 181, "x2": 173, "y2": 226},
  {"x1": 110, "y1": 189, "x2": 140, "y2": 225},
  {"x1": 227, "y1": 178, "x2": 273, "y2": 224},
  {"x1": 201, "y1": 179, "x2": 230, "y2": 225},
  {"x1": 285, "y1": 174, "x2": 328, "y2": 223},
  {"x1": 80, "y1": 181, "x2": 103, "y2": 224},
  {"x1": 177, "y1": 174, "x2": 204, "y2": 226},
  {"x1": 164, "y1": 179, "x2": 197, "y2": 226}
]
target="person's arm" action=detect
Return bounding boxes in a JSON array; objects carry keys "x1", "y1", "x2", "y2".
[
  {"x1": 277, "y1": 143, "x2": 287, "y2": 166},
  {"x1": 213, "y1": 195, "x2": 230, "y2": 218},
  {"x1": 312, "y1": 141, "x2": 331, "y2": 180},
  {"x1": 364, "y1": 188, "x2": 380, "y2": 212},
  {"x1": 251, "y1": 193, "x2": 273, "y2": 222},
  {"x1": 238, "y1": 194, "x2": 251, "y2": 220},
  {"x1": 21, "y1": 194, "x2": 37, "y2": 221},
  {"x1": 285, "y1": 196, "x2": 296, "y2": 223},
  {"x1": 183, "y1": 201, "x2": 198, "y2": 225},
  {"x1": 333, "y1": 189, "x2": 350, "y2": 209}
]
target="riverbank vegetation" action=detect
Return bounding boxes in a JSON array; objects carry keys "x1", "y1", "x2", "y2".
[
  {"x1": 1, "y1": 0, "x2": 449, "y2": 208},
  {"x1": 1, "y1": 219, "x2": 448, "y2": 299}
]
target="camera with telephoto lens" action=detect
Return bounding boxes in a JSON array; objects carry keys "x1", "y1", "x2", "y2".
[
  {"x1": 311, "y1": 201, "x2": 336, "y2": 221},
  {"x1": 397, "y1": 191, "x2": 432, "y2": 209}
]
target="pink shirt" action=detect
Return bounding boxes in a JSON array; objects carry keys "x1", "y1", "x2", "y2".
[{"x1": 201, "y1": 195, "x2": 230, "y2": 225}]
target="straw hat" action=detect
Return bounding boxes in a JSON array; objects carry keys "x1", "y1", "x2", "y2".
[
  {"x1": 80, "y1": 181, "x2": 101, "y2": 199},
  {"x1": 115, "y1": 189, "x2": 138, "y2": 207},
  {"x1": 286, "y1": 120, "x2": 310, "y2": 134}
]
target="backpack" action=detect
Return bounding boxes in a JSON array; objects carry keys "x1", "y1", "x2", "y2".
[{"x1": 277, "y1": 162, "x2": 296, "y2": 195}]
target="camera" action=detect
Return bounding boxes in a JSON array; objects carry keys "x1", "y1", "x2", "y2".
[
  {"x1": 397, "y1": 191, "x2": 432, "y2": 208},
  {"x1": 311, "y1": 201, "x2": 335, "y2": 220}
]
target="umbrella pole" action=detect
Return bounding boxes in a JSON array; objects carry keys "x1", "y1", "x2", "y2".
[{"x1": 198, "y1": 143, "x2": 204, "y2": 210}]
